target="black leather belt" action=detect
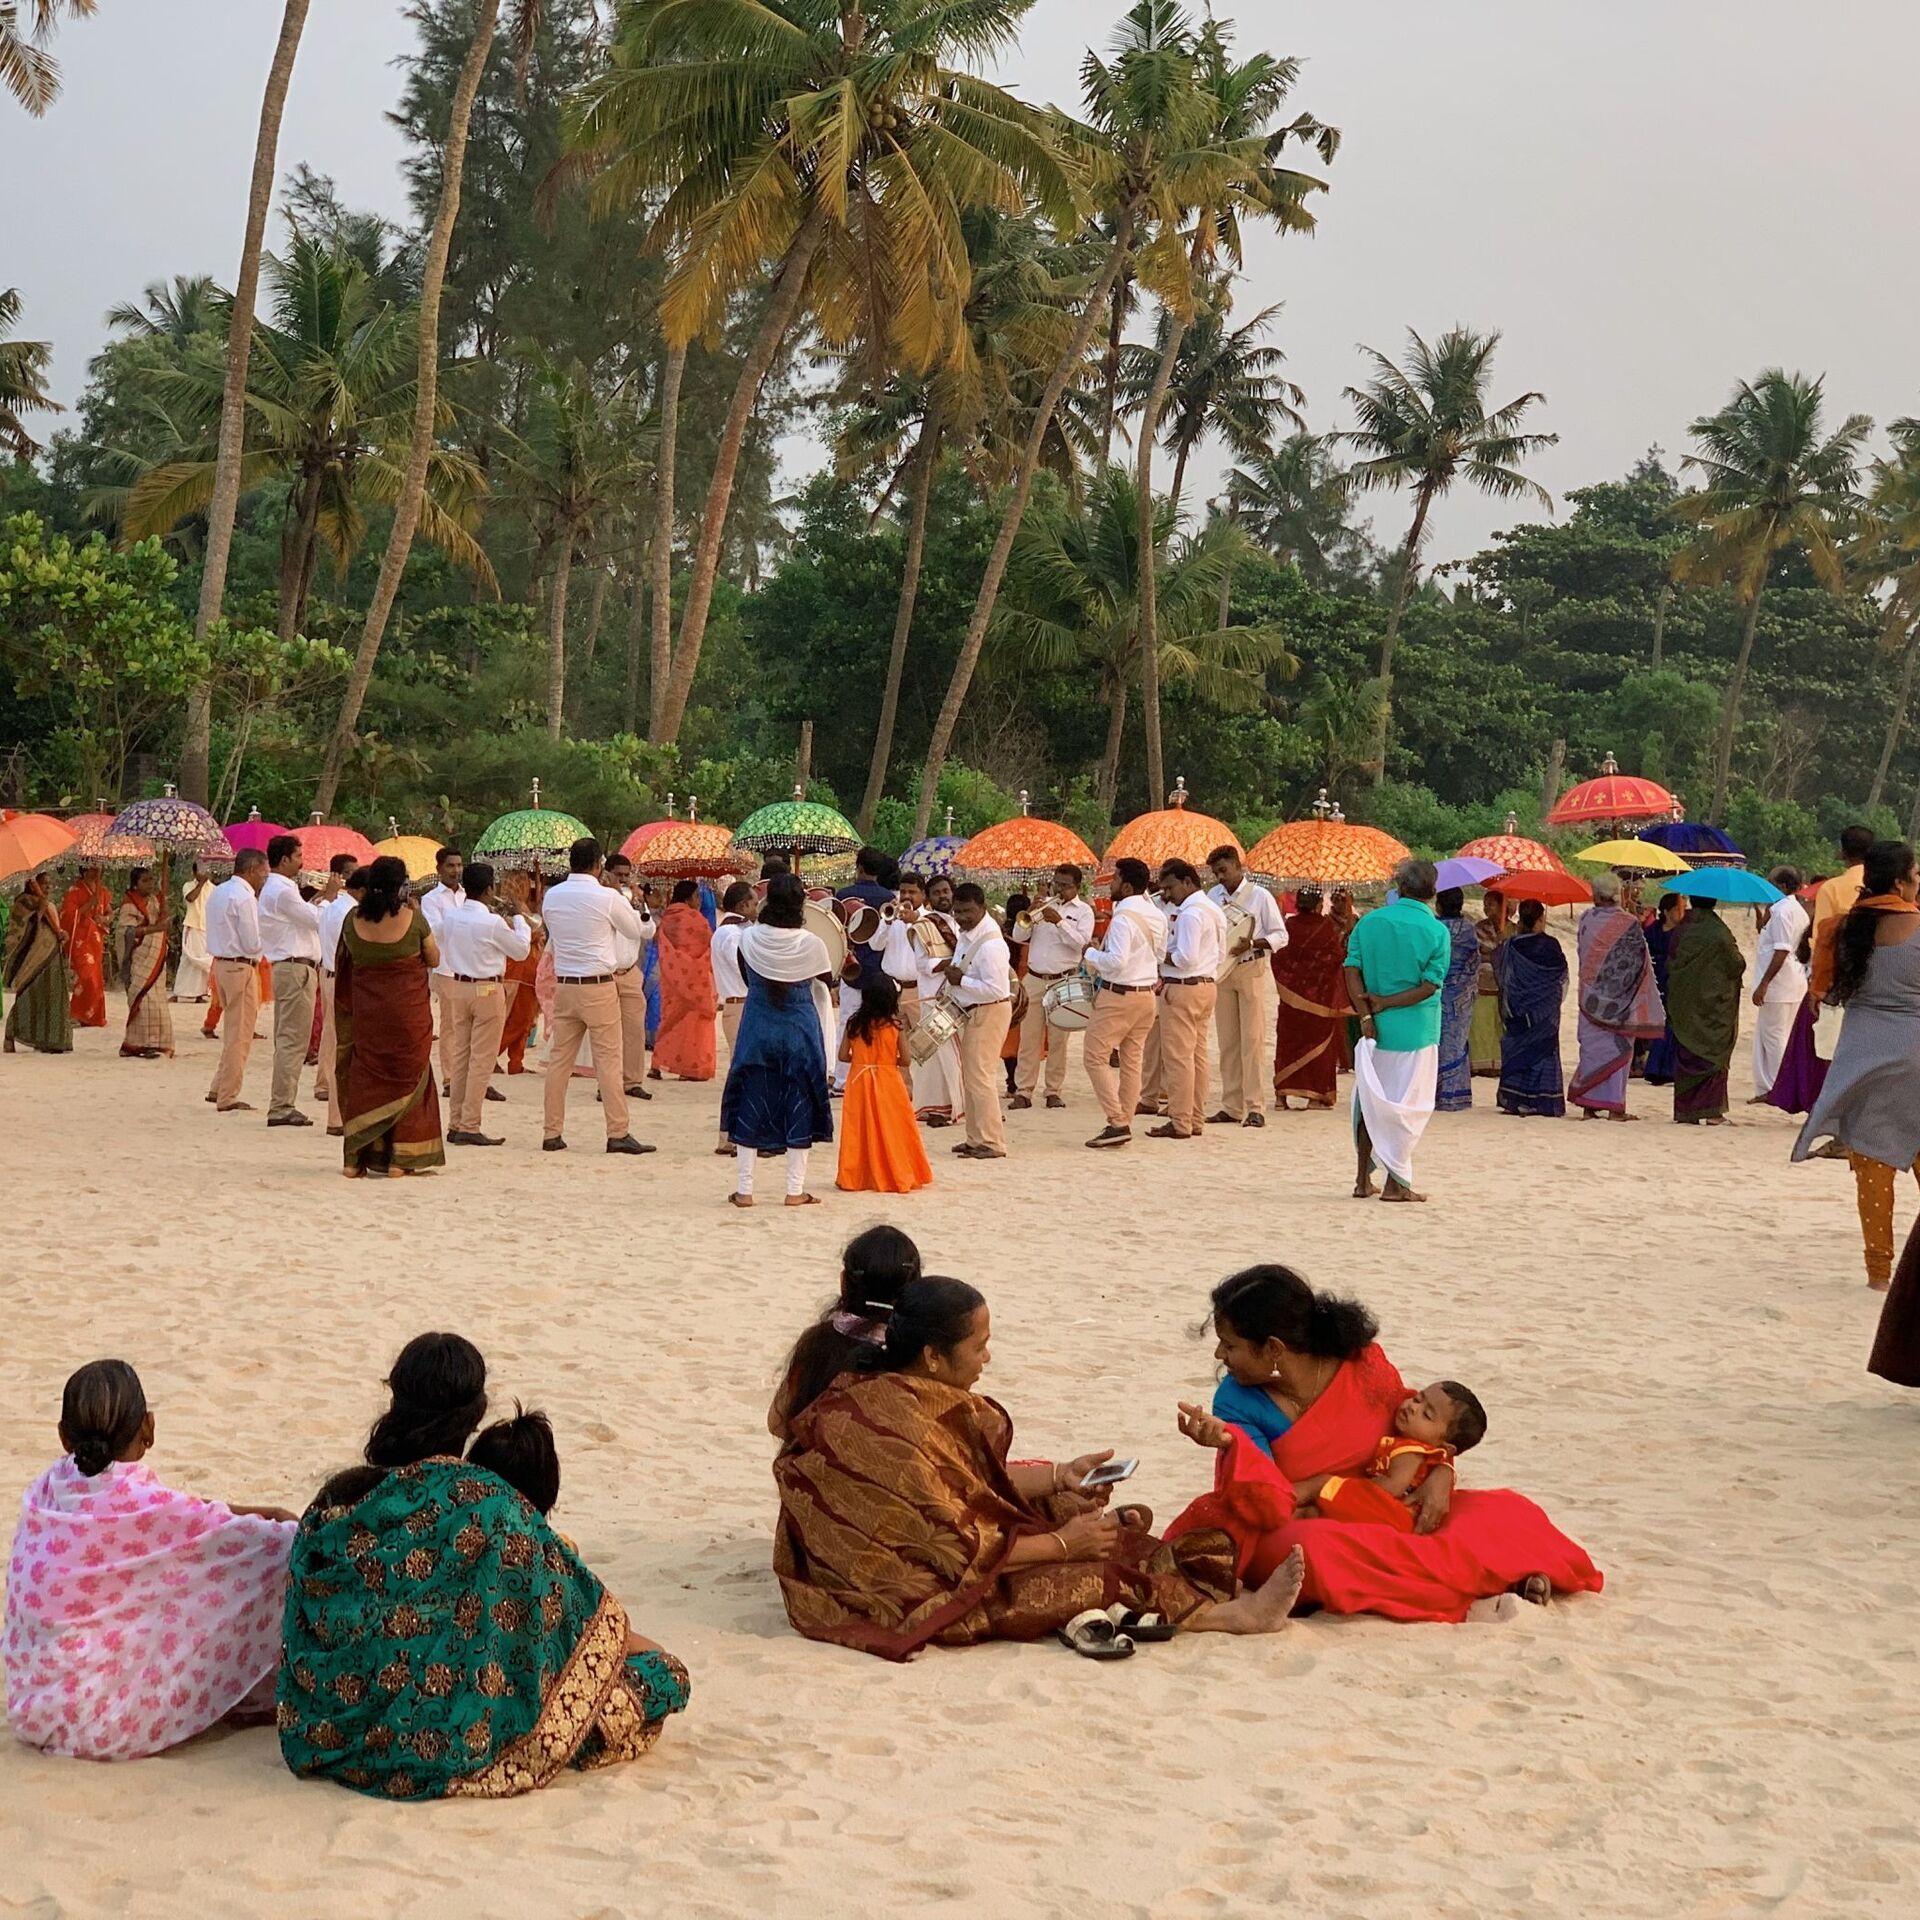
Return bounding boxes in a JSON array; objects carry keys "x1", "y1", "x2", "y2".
[
  {"x1": 1098, "y1": 981, "x2": 1151, "y2": 994},
  {"x1": 1027, "y1": 969, "x2": 1070, "y2": 980},
  {"x1": 213, "y1": 956, "x2": 262, "y2": 965},
  {"x1": 1162, "y1": 974, "x2": 1210, "y2": 986},
  {"x1": 452, "y1": 973, "x2": 504, "y2": 983},
  {"x1": 557, "y1": 973, "x2": 614, "y2": 985}
]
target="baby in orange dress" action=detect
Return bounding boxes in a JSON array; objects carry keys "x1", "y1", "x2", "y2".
[{"x1": 1298, "y1": 1381, "x2": 1487, "y2": 1532}]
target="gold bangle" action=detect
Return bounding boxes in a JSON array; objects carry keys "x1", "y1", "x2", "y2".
[{"x1": 1050, "y1": 1531, "x2": 1068, "y2": 1560}]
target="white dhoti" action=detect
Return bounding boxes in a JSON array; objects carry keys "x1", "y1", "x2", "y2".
[
  {"x1": 913, "y1": 1036, "x2": 965, "y2": 1123},
  {"x1": 171, "y1": 925, "x2": 210, "y2": 1002},
  {"x1": 1751, "y1": 997, "x2": 1798, "y2": 1096},
  {"x1": 833, "y1": 981, "x2": 862, "y2": 1090},
  {"x1": 1352, "y1": 1039, "x2": 1438, "y2": 1188}
]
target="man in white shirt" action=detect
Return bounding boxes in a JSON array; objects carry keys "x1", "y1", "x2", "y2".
[
  {"x1": 879, "y1": 874, "x2": 930, "y2": 1099},
  {"x1": 1750, "y1": 864, "x2": 1811, "y2": 1102},
  {"x1": 203, "y1": 849, "x2": 269, "y2": 1111},
  {"x1": 540, "y1": 837, "x2": 654, "y2": 1154},
  {"x1": 1080, "y1": 857, "x2": 1165, "y2": 1147},
  {"x1": 906, "y1": 875, "x2": 965, "y2": 1124},
  {"x1": 602, "y1": 851, "x2": 658, "y2": 1098},
  {"x1": 943, "y1": 883, "x2": 1013, "y2": 1159},
  {"x1": 1207, "y1": 844, "x2": 1287, "y2": 1127},
  {"x1": 438, "y1": 860, "x2": 533, "y2": 1146},
  {"x1": 710, "y1": 880, "x2": 757, "y2": 1152},
  {"x1": 313, "y1": 854, "x2": 363, "y2": 1131},
  {"x1": 416, "y1": 845, "x2": 463, "y2": 1085},
  {"x1": 252, "y1": 834, "x2": 328, "y2": 1127},
  {"x1": 1152, "y1": 859, "x2": 1228, "y2": 1140},
  {"x1": 1008, "y1": 862, "x2": 1095, "y2": 1111}
]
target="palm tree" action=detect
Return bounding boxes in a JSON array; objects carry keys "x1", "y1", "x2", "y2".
[
  {"x1": 1673, "y1": 369, "x2": 1870, "y2": 818},
  {"x1": 568, "y1": 0, "x2": 1075, "y2": 749},
  {"x1": 313, "y1": 0, "x2": 537, "y2": 817},
  {"x1": 0, "y1": 287, "x2": 58, "y2": 456},
  {"x1": 992, "y1": 467, "x2": 1294, "y2": 809},
  {"x1": 122, "y1": 233, "x2": 493, "y2": 643},
  {"x1": 1860, "y1": 418, "x2": 1920, "y2": 811},
  {"x1": 647, "y1": 342, "x2": 684, "y2": 738},
  {"x1": 180, "y1": 0, "x2": 312, "y2": 808},
  {"x1": 103, "y1": 276, "x2": 221, "y2": 349},
  {"x1": 1226, "y1": 432, "x2": 1355, "y2": 586},
  {"x1": 1335, "y1": 324, "x2": 1556, "y2": 780},
  {"x1": 2, "y1": 0, "x2": 93, "y2": 114}
]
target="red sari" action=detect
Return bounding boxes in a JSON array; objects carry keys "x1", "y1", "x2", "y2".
[
  {"x1": 59, "y1": 878, "x2": 111, "y2": 1027},
  {"x1": 334, "y1": 911, "x2": 444, "y2": 1174},
  {"x1": 1165, "y1": 1345, "x2": 1603, "y2": 1621},
  {"x1": 1270, "y1": 911, "x2": 1347, "y2": 1106},
  {"x1": 651, "y1": 902, "x2": 717, "y2": 1080}
]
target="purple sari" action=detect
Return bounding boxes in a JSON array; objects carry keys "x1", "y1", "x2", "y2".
[{"x1": 1569, "y1": 905, "x2": 1664, "y2": 1114}]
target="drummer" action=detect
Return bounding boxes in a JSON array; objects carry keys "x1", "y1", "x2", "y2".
[
  {"x1": 1008, "y1": 863, "x2": 1095, "y2": 1112},
  {"x1": 832, "y1": 847, "x2": 896, "y2": 1093},
  {"x1": 1207, "y1": 845, "x2": 1286, "y2": 1128},
  {"x1": 905, "y1": 875, "x2": 965, "y2": 1128}
]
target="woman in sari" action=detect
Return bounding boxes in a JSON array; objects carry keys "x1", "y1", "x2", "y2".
[
  {"x1": 775, "y1": 1277, "x2": 1304, "y2": 1659},
  {"x1": 59, "y1": 866, "x2": 112, "y2": 1028},
  {"x1": 334, "y1": 855, "x2": 444, "y2": 1177},
  {"x1": 497, "y1": 870, "x2": 542, "y2": 1072},
  {"x1": 652, "y1": 879, "x2": 718, "y2": 1080},
  {"x1": 1638, "y1": 891, "x2": 1686, "y2": 1084},
  {"x1": 1166, "y1": 1266, "x2": 1603, "y2": 1621},
  {"x1": 5, "y1": 1359, "x2": 296, "y2": 1760},
  {"x1": 1494, "y1": 899, "x2": 1567, "y2": 1117},
  {"x1": 1271, "y1": 888, "x2": 1347, "y2": 1109},
  {"x1": 280, "y1": 1334, "x2": 688, "y2": 1799},
  {"x1": 1568, "y1": 873, "x2": 1663, "y2": 1118},
  {"x1": 1434, "y1": 887, "x2": 1481, "y2": 1112},
  {"x1": 4, "y1": 873, "x2": 73, "y2": 1054},
  {"x1": 115, "y1": 866, "x2": 174, "y2": 1059},
  {"x1": 1469, "y1": 891, "x2": 1509, "y2": 1075},
  {"x1": 1665, "y1": 893, "x2": 1745, "y2": 1124}
]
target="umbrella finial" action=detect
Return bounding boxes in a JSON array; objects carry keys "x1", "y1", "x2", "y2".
[
  {"x1": 530, "y1": 777, "x2": 542, "y2": 810},
  {"x1": 1168, "y1": 776, "x2": 1188, "y2": 811},
  {"x1": 1670, "y1": 796, "x2": 1686, "y2": 822},
  {"x1": 247, "y1": 805, "x2": 261, "y2": 821},
  {"x1": 793, "y1": 782, "x2": 805, "y2": 802},
  {"x1": 1601, "y1": 750, "x2": 1619, "y2": 775},
  {"x1": 310, "y1": 810, "x2": 324, "y2": 825},
  {"x1": 944, "y1": 805, "x2": 955, "y2": 835},
  {"x1": 163, "y1": 782, "x2": 176, "y2": 798},
  {"x1": 1018, "y1": 788, "x2": 1030, "y2": 816},
  {"x1": 1504, "y1": 811, "x2": 1519, "y2": 834},
  {"x1": 388, "y1": 816, "x2": 400, "y2": 838},
  {"x1": 687, "y1": 794, "x2": 698, "y2": 823},
  {"x1": 1330, "y1": 801, "x2": 1345, "y2": 823},
  {"x1": 666, "y1": 791, "x2": 677, "y2": 819},
  {"x1": 1311, "y1": 788, "x2": 1332, "y2": 822}
]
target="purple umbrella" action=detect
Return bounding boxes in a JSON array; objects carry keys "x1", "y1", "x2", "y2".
[{"x1": 1435, "y1": 855, "x2": 1504, "y2": 892}]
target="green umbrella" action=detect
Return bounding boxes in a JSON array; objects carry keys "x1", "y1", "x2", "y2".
[
  {"x1": 730, "y1": 791, "x2": 860, "y2": 857},
  {"x1": 474, "y1": 801, "x2": 594, "y2": 876}
]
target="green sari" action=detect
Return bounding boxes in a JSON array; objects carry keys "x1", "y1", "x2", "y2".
[{"x1": 278, "y1": 1461, "x2": 689, "y2": 1799}]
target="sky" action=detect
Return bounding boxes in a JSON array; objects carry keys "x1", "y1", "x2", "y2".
[{"x1": 6, "y1": 0, "x2": 1916, "y2": 563}]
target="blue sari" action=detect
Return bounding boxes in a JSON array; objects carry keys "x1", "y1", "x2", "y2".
[
  {"x1": 1495, "y1": 931, "x2": 1568, "y2": 1117},
  {"x1": 1640, "y1": 917, "x2": 1678, "y2": 1084},
  {"x1": 1435, "y1": 914, "x2": 1481, "y2": 1111},
  {"x1": 720, "y1": 961, "x2": 835, "y2": 1150}
]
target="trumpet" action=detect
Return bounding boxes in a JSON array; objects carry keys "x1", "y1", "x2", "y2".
[{"x1": 1013, "y1": 895, "x2": 1072, "y2": 932}]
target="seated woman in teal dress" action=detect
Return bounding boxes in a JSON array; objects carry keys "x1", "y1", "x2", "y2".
[{"x1": 1211, "y1": 1374, "x2": 1295, "y2": 1452}]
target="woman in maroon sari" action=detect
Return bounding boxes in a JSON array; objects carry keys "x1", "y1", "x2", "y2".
[
  {"x1": 1271, "y1": 889, "x2": 1348, "y2": 1109},
  {"x1": 334, "y1": 856, "x2": 444, "y2": 1177},
  {"x1": 651, "y1": 880, "x2": 717, "y2": 1080},
  {"x1": 1166, "y1": 1265, "x2": 1603, "y2": 1622}
]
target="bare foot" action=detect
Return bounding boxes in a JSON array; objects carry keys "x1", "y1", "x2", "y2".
[
  {"x1": 1351, "y1": 1178, "x2": 1377, "y2": 1199},
  {"x1": 1610, "y1": 1111, "x2": 1638, "y2": 1122},
  {"x1": 1516, "y1": 1574, "x2": 1551, "y2": 1605},
  {"x1": 1189, "y1": 1546, "x2": 1306, "y2": 1635},
  {"x1": 728, "y1": 1194, "x2": 754, "y2": 1209},
  {"x1": 341, "y1": 1167, "x2": 364, "y2": 1179},
  {"x1": 1869, "y1": 1277, "x2": 1891, "y2": 1293},
  {"x1": 1381, "y1": 1183, "x2": 1427, "y2": 1203}
]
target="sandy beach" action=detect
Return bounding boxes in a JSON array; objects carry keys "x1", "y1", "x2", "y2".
[{"x1": 2, "y1": 1001, "x2": 1916, "y2": 1920}]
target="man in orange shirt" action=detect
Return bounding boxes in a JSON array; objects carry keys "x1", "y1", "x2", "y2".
[{"x1": 1809, "y1": 824, "x2": 1874, "y2": 1005}]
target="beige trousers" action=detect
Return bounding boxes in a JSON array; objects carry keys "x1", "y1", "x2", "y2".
[
  {"x1": 957, "y1": 1001, "x2": 1013, "y2": 1151},
  {"x1": 614, "y1": 965, "x2": 647, "y2": 1088},
  {"x1": 1014, "y1": 975, "x2": 1070, "y2": 1097},
  {"x1": 269, "y1": 959, "x2": 317, "y2": 1120},
  {"x1": 1139, "y1": 1008, "x2": 1166, "y2": 1110},
  {"x1": 720, "y1": 998, "x2": 744, "y2": 1059},
  {"x1": 431, "y1": 976, "x2": 454, "y2": 1090},
  {"x1": 1159, "y1": 981, "x2": 1217, "y2": 1135},
  {"x1": 445, "y1": 976, "x2": 510, "y2": 1134},
  {"x1": 1214, "y1": 958, "x2": 1275, "y2": 1118},
  {"x1": 1083, "y1": 987, "x2": 1159, "y2": 1127},
  {"x1": 208, "y1": 958, "x2": 261, "y2": 1108},
  {"x1": 544, "y1": 980, "x2": 629, "y2": 1141}
]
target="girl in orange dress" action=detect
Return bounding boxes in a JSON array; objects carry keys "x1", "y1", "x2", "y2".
[{"x1": 835, "y1": 975, "x2": 933, "y2": 1194}]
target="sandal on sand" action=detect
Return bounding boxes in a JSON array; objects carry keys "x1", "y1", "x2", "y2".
[
  {"x1": 1057, "y1": 1611, "x2": 1135, "y2": 1660},
  {"x1": 1113, "y1": 1503, "x2": 1155, "y2": 1532},
  {"x1": 1103, "y1": 1604, "x2": 1176, "y2": 1643}
]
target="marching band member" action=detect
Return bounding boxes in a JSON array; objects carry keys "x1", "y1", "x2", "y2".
[
  {"x1": 908, "y1": 875, "x2": 964, "y2": 1127},
  {"x1": 1136, "y1": 884, "x2": 1179, "y2": 1117},
  {"x1": 1008, "y1": 862, "x2": 1094, "y2": 1111},
  {"x1": 880, "y1": 873, "x2": 929, "y2": 1098},
  {"x1": 1151, "y1": 860, "x2": 1228, "y2": 1141},
  {"x1": 832, "y1": 847, "x2": 896, "y2": 1092},
  {"x1": 437, "y1": 861, "x2": 531, "y2": 1148},
  {"x1": 416, "y1": 846, "x2": 464, "y2": 1091},
  {"x1": 1080, "y1": 857, "x2": 1166, "y2": 1149},
  {"x1": 944, "y1": 884, "x2": 1013, "y2": 1160},
  {"x1": 1207, "y1": 844, "x2": 1287, "y2": 1128},
  {"x1": 602, "y1": 852, "x2": 657, "y2": 1099}
]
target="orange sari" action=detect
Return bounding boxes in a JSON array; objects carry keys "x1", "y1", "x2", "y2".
[
  {"x1": 652, "y1": 902, "x2": 717, "y2": 1080},
  {"x1": 59, "y1": 878, "x2": 110, "y2": 1027}
]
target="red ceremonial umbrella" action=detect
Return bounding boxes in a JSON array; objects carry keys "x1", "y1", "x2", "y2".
[
  {"x1": 1457, "y1": 813, "x2": 1566, "y2": 875},
  {"x1": 1485, "y1": 866, "x2": 1592, "y2": 908},
  {"x1": 1545, "y1": 753, "x2": 1675, "y2": 829},
  {"x1": 295, "y1": 820, "x2": 376, "y2": 885},
  {"x1": 61, "y1": 812, "x2": 157, "y2": 870},
  {"x1": 1101, "y1": 778, "x2": 1241, "y2": 881}
]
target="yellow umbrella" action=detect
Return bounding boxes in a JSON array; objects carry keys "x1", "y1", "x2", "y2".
[
  {"x1": 1575, "y1": 838, "x2": 1692, "y2": 874},
  {"x1": 373, "y1": 834, "x2": 444, "y2": 881}
]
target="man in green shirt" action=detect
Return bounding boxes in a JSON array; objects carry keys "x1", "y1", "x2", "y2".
[{"x1": 1343, "y1": 858, "x2": 1452, "y2": 1201}]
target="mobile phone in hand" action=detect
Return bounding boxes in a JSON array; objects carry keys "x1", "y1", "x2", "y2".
[{"x1": 1080, "y1": 1458, "x2": 1138, "y2": 1490}]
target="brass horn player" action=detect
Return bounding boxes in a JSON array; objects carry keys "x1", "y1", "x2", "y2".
[{"x1": 1007, "y1": 861, "x2": 1094, "y2": 1112}]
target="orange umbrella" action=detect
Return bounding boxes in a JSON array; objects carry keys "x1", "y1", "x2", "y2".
[
  {"x1": 1245, "y1": 818, "x2": 1408, "y2": 891},
  {"x1": 631, "y1": 821, "x2": 754, "y2": 880},
  {"x1": 954, "y1": 814, "x2": 1100, "y2": 890},
  {"x1": 1457, "y1": 814, "x2": 1565, "y2": 875},
  {"x1": 0, "y1": 812, "x2": 77, "y2": 889},
  {"x1": 1546, "y1": 753, "x2": 1675, "y2": 829},
  {"x1": 1101, "y1": 779, "x2": 1241, "y2": 880},
  {"x1": 1485, "y1": 866, "x2": 1592, "y2": 908}
]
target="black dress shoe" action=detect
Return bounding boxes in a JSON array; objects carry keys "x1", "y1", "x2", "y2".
[
  {"x1": 485, "y1": 1085, "x2": 506, "y2": 1102},
  {"x1": 268, "y1": 1111, "x2": 314, "y2": 1127},
  {"x1": 542, "y1": 1137, "x2": 567, "y2": 1151},
  {"x1": 625, "y1": 1084, "x2": 653, "y2": 1100},
  {"x1": 1208, "y1": 1109, "x2": 1237, "y2": 1126},
  {"x1": 448, "y1": 1130, "x2": 504, "y2": 1147},
  {"x1": 606, "y1": 1134, "x2": 657, "y2": 1155},
  {"x1": 1085, "y1": 1125, "x2": 1132, "y2": 1149},
  {"x1": 1243, "y1": 1111, "x2": 1266, "y2": 1129}
]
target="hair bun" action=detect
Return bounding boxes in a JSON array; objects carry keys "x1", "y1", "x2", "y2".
[{"x1": 71, "y1": 1436, "x2": 113, "y2": 1476}]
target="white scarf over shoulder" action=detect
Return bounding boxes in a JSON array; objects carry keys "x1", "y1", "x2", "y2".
[{"x1": 740, "y1": 922, "x2": 836, "y2": 1062}]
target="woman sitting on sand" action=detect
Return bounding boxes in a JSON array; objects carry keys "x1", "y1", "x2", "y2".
[
  {"x1": 773, "y1": 1276, "x2": 1306, "y2": 1659},
  {"x1": 278, "y1": 1333, "x2": 689, "y2": 1799},
  {"x1": 4, "y1": 1360, "x2": 297, "y2": 1760},
  {"x1": 1165, "y1": 1266, "x2": 1603, "y2": 1622}
]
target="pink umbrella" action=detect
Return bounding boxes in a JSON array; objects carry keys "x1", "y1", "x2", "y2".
[
  {"x1": 295, "y1": 822, "x2": 376, "y2": 884},
  {"x1": 223, "y1": 807, "x2": 286, "y2": 856}
]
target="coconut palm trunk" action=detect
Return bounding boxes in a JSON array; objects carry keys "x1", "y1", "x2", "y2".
[
  {"x1": 912, "y1": 215, "x2": 1135, "y2": 840},
  {"x1": 857, "y1": 394, "x2": 942, "y2": 837},
  {"x1": 547, "y1": 533, "x2": 574, "y2": 739},
  {"x1": 179, "y1": 0, "x2": 311, "y2": 806},
  {"x1": 623, "y1": 569, "x2": 646, "y2": 735},
  {"x1": 311, "y1": 0, "x2": 500, "y2": 818},
  {"x1": 1708, "y1": 581, "x2": 1766, "y2": 821},
  {"x1": 276, "y1": 475, "x2": 322, "y2": 643},
  {"x1": 653, "y1": 208, "x2": 828, "y2": 744},
  {"x1": 1134, "y1": 309, "x2": 1188, "y2": 806},
  {"x1": 1370, "y1": 485, "x2": 1433, "y2": 781},
  {"x1": 1868, "y1": 614, "x2": 1920, "y2": 811},
  {"x1": 647, "y1": 342, "x2": 685, "y2": 738},
  {"x1": 1097, "y1": 675, "x2": 1128, "y2": 811}
]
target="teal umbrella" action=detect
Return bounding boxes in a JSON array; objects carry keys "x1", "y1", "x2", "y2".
[
  {"x1": 730, "y1": 791, "x2": 859, "y2": 857},
  {"x1": 474, "y1": 793, "x2": 594, "y2": 877},
  {"x1": 1657, "y1": 868, "x2": 1782, "y2": 906}
]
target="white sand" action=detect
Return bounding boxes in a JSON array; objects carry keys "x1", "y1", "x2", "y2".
[{"x1": 2, "y1": 988, "x2": 1916, "y2": 1919}]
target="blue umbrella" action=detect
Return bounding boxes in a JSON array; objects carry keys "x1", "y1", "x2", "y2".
[
  {"x1": 1657, "y1": 867, "x2": 1781, "y2": 906},
  {"x1": 1638, "y1": 820, "x2": 1746, "y2": 867},
  {"x1": 899, "y1": 834, "x2": 966, "y2": 880}
]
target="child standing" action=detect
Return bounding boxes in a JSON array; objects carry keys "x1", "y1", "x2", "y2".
[{"x1": 835, "y1": 975, "x2": 933, "y2": 1194}]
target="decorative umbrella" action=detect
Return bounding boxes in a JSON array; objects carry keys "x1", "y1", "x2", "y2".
[
  {"x1": 1656, "y1": 868, "x2": 1783, "y2": 907},
  {"x1": 631, "y1": 821, "x2": 754, "y2": 881},
  {"x1": 731, "y1": 787, "x2": 861, "y2": 858},
  {"x1": 1101, "y1": 777, "x2": 1241, "y2": 880},
  {"x1": 1574, "y1": 838, "x2": 1691, "y2": 875},
  {"x1": 1545, "y1": 753, "x2": 1676, "y2": 829},
  {"x1": 1245, "y1": 816, "x2": 1407, "y2": 892},
  {"x1": 222, "y1": 806, "x2": 286, "y2": 856},
  {"x1": 0, "y1": 812, "x2": 77, "y2": 890},
  {"x1": 1434, "y1": 855, "x2": 1504, "y2": 892},
  {"x1": 60, "y1": 812, "x2": 157, "y2": 870},
  {"x1": 474, "y1": 780, "x2": 593, "y2": 877},
  {"x1": 618, "y1": 790, "x2": 694, "y2": 862},
  {"x1": 899, "y1": 835, "x2": 967, "y2": 881},
  {"x1": 295, "y1": 818, "x2": 377, "y2": 886},
  {"x1": 1485, "y1": 866, "x2": 1592, "y2": 908},
  {"x1": 1636, "y1": 818, "x2": 1746, "y2": 868},
  {"x1": 372, "y1": 834, "x2": 443, "y2": 881},
  {"x1": 1456, "y1": 813, "x2": 1566, "y2": 875},
  {"x1": 109, "y1": 789, "x2": 231, "y2": 859},
  {"x1": 954, "y1": 795, "x2": 1099, "y2": 890}
]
